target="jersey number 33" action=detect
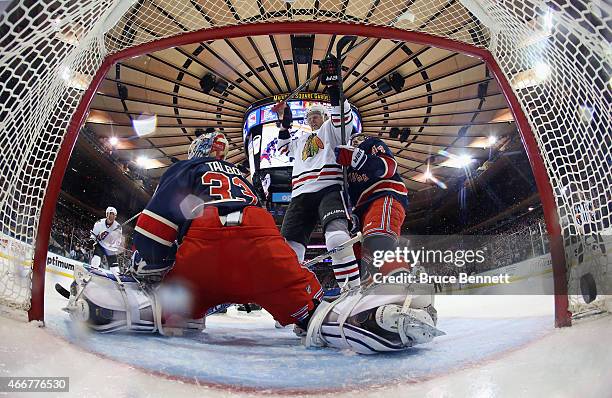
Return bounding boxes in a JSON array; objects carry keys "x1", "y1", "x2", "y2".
[{"x1": 201, "y1": 171, "x2": 258, "y2": 204}]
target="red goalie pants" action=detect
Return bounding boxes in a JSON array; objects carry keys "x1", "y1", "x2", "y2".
[{"x1": 165, "y1": 206, "x2": 322, "y2": 325}]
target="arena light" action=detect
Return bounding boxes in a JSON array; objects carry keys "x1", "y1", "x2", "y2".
[
  {"x1": 511, "y1": 62, "x2": 552, "y2": 90},
  {"x1": 518, "y1": 8, "x2": 554, "y2": 47},
  {"x1": 136, "y1": 156, "x2": 149, "y2": 167},
  {"x1": 542, "y1": 9, "x2": 554, "y2": 34},
  {"x1": 457, "y1": 155, "x2": 474, "y2": 167},
  {"x1": 534, "y1": 62, "x2": 551, "y2": 80},
  {"x1": 578, "y1": 105, "x2": 594, "y2": 125},
  {"x1": 395, "y1": 10, "x2": 415, "y2": 25},
  {"x1": 59, "y1": 66, "x2": 91, "y2": 90},
  {"x1": 132, "y1": 113, "x2": 157, "y2": 136},
  {"x1": 488, "y1": 135, "x2": 498, "y2": 146},
  {"x1": 438, "y1": 150, "x2": 474, "y2": 169},
  {"x1": 422, "y1": 166, "x2": 447, "y2": 189},
  {"x1": 109, "y1": 136, "x2": 119, "y2": 147}
]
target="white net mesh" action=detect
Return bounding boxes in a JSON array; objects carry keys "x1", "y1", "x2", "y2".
[{"x1": 0, "y1": 0, "x2": 610, "y2": 320}]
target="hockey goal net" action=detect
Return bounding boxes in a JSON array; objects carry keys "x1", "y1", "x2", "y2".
[{"x1": 0, "y1": 0, "x2": 610, "y2": 325}]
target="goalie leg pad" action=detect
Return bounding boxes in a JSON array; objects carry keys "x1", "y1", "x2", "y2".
[
  {"x1": 304, "y1": 284, "x2": 444, "y2": 354},
  {"x1": 68, "y1": 264, "x2": 204, "y2": 335}
]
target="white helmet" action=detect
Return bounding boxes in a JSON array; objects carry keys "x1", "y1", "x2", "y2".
[
  {"x1": 188, "y1": 131, "x2": 229, "y2": 160},
  {"x1": 106, "y1": 207, "x2": 117, "y2": 216},
  {"x1": 306, "y1": 104, "x2": 328, "y2": 120}
]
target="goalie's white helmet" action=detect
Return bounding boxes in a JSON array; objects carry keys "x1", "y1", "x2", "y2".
[
  {"x1": 105, "y1": 207, "x2": 117, "y2": 216},
  {"x1": 188, "y1": 131, "x2": 229, "y2": 160}
]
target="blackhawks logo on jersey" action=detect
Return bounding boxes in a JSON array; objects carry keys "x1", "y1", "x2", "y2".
[{"x1": 301, "y1": 133, "x2": 324, "y2": 160}]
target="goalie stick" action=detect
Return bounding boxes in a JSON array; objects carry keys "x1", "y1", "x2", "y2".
[{"x1": 335, "y1": 35, "x2": 358, "y2": 219}]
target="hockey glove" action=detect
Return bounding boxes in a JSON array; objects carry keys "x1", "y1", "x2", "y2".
[
  {"x1": 281, "y1": 103, "x2": 293, "y2": 129},
  {"x1": 335, "y1": 145, "x2": 366, "y2": 170},
  {"x1": 129, "y1": 249, "x2": 148, "y2": 275},
  {"x1": 319, "y1": 55, "x2": 339, "y2": 86}
]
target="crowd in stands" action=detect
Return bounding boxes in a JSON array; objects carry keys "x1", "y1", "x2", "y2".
[
  {"x1": 49, "y1": 198, "x2": 98, "y2": 262},
  {"x1": 413, "y1": 209, "x2": 549, "y2": 278},
  {"x1": 49, "y1": 198, "x2": 134, "y2": 269},
  {"x1": 48, "y1": 195, "x2": 551, "y2": 277}
]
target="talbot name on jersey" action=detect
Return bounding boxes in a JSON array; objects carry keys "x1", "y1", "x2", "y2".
[{"x1": 209, "y1": 161, "x2": 242, "y2": 176}]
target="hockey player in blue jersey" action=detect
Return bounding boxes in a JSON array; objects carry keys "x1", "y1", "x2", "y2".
[{"x1": 335, "y1": 136, "x2": 410, "y2": 281}]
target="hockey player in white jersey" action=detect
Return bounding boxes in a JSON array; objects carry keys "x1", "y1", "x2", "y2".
[
  {"x1": 90, "y1": 206, "x2": 123, "y2": 273},
  {"x1": 276, "y1": 55, "x2": 360, "y2": 289}
]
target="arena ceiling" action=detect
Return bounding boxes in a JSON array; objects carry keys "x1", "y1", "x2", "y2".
[{"x1": 85, "y1": 33, "x2": 518, "y2": 205}]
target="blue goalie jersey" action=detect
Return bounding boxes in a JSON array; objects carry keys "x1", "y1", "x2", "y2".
[{"x1": 133, "y1": 157, "x2": 260, "y2": 270}]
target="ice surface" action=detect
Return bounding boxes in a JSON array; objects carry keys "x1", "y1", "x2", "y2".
[{"x1": 1, "y1": 271, "x2": 610, "y2": 397}]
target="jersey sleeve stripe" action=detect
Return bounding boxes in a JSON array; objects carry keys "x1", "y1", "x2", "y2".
[
  {"x1": 142, "y1": 209, "x2": 179, "y2": 230},
  {"x1": 380, "y1": 155, "x2": 397, "y2": 178},
  {"x1": 292, "y1": 164, "x2": 342, "y2": 179},
  {"x1": 134, "y1": 226, "x2": 174, "y2": 247},
  {"x1": 136, "y1": 212, "x2": 178, "y2": 244},
  {"x1": 292, "y1": 170, "x2": 343, "y2": 187},
  {"x1": 356, "y1": 180, "x2": 408, "y2": 207}
]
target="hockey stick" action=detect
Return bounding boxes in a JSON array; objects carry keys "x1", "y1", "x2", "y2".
[
  {"x1": 336, "y1": 36, "x2": 358, "y2": 219},
  {"x1": 271, "y1": 36, "x2": 368, "y2": 114},
  {"x1": 55, "y1": 283, "x2": 70, "y2": 299},
  {"x1": 304, "y1": 232, "x2": 362, "y2": 268}
]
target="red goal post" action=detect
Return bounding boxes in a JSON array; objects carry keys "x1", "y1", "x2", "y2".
[{"x1": 1, "y1": 1, "x2": 609, "y2": 327}]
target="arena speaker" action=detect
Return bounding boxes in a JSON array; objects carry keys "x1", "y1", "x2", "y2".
[
  {"x1": 388, "y1": 72, "x2": 405, "y2": 92},
  {"x1": 291, "y1": 35, "x2": 315, "y2": 64},
  {"x1": 376, "y1": 77, "x2": 392, "y2": 94},
  {"x1": 117, "y1": 84, "x2": 128, "y2": 100},
  {"x1": 199, "y1": 73, "x2": 216, "y2": 94},
  {"x1": 213, "y1": 78, "x2": 229, "y2": 94},
  {"x1": 400, "y1": 128, "x2": 411, "y2": 143}
]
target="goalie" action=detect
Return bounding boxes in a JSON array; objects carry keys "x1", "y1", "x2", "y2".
[{"x1": 63, "y1": 131, "x2": 443, "y2": 354}]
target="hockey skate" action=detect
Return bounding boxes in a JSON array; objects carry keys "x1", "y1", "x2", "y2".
[{"x1": 304, "y1": 283, "x2": 444, "y2": 354}]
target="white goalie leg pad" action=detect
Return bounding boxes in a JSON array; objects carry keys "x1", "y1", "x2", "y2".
[
  {"x1": 69, "y1": 265, "x2": 204, "y2": 335},
  {"x1": 69, "y1": 266, "x2": 157, "y2": 333},
  {"x1": 304, "y1": 284, "x2": 444, "y2": 354}
]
